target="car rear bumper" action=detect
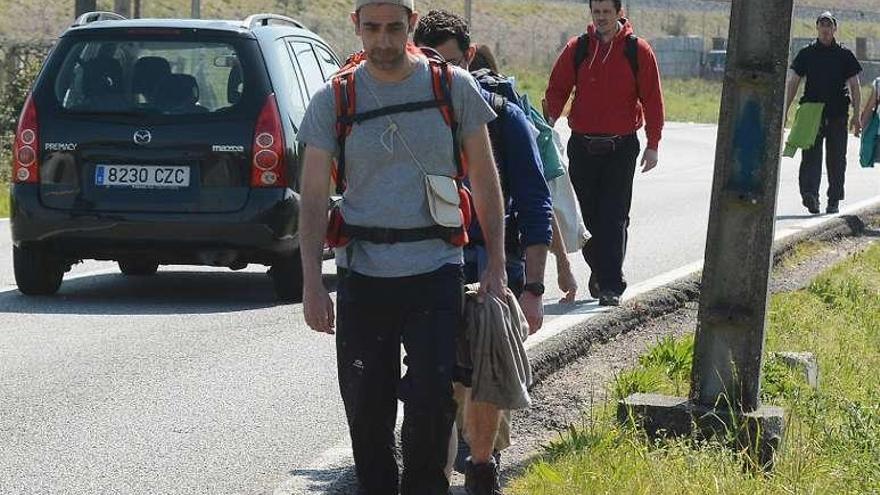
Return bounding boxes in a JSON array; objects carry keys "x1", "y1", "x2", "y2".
[{"x1": 10, "y1": 184, "x2": 300, "y2": 264}]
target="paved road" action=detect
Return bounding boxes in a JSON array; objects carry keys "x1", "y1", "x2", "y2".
[{"x1": 1, "y1": 123, "x2": 878, "y2": 494}]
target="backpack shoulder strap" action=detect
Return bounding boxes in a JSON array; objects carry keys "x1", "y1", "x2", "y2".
[
  {"x1": 427, "y1": 58, "x2": 467, "y2": 179},
  {"x1": 331, "y1": 64, "x2": 358, "y2": 194},
  {"x1": 573, "y1": 33, "x2": 590, "y2": 83},
  {"x1": 625, "y1": 34, "x2": 641, "y2": 99}
]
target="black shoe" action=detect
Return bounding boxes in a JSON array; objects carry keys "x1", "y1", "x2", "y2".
[
  {"x1": 826, "y1": 200, "x2": 839, "y2": 214},
  {"x1": 588, "y1": 273, "x2": 600, "y2": 299},
  {"x1": 598, "y1": 292, "x2": 621, "y2": 307},
  {"x1": 802, "y1": 195, "x2": 820, "y2": 214},
  {"x1": 465, "y1": 457, "x2": 502, "y2": 495}
]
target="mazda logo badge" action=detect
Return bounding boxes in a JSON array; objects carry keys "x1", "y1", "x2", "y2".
[{"x1": 133, "y1": 129, "x2": 152, "y2": 145}]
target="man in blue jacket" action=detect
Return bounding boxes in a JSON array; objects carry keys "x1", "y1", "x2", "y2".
[{"x1": 415, "y1": 10, "x2": 552, "y2": 495}]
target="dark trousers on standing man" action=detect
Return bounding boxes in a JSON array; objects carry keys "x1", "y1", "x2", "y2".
[
  {"x1": 336, "y1": 264, "x2": 462, "y2": 495},
  {"x1": 567, "y1": 133, "x2": 641, "y2": 296},
  {"x1": 799, "y1": 114, "x2": 848, "y2": 204}
]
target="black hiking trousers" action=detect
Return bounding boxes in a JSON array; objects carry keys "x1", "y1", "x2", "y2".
[
  {"x1": 568, "y1": 133, "x2": 641, "y2": 296},
  {"x1": 336, "y1": 264, "x2": 462, "y2": 495},
  {"x1": 799, "y1": 114, "x2": 848, "y2": 203}
]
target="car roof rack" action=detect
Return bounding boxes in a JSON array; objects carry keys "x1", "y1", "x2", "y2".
[
  {"x1": 242, "y1": 14, "x2": 305, "y2": 30},
  {"x1": 73, "y1": 11, "x2": 127, "y2": 27}
]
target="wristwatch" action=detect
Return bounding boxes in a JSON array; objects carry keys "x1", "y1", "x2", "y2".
[{"x1": 523, "y1": 282, "x2": 545, "y2": 297}]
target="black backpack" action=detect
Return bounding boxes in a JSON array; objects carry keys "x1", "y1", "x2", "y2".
[{"x1": 573, "y1": 33, "x2": 640, "y2": 96}]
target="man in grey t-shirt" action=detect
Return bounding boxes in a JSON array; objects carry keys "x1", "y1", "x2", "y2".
[{"x1": 297, "y1": 1, "x2": 507, "y2": 493}]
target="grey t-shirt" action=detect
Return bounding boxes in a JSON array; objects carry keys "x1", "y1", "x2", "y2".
[{"x1": 297, "y1": 58, "x2": 496, "y2": 277}]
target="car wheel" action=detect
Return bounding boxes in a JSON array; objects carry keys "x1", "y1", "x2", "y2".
[
  {"x1": 13, "y1": 245, "x2": 64, "y2": 296},
  {"x1": 271, "y1": 251, "x2": 303, "y2": 302},
  {"x1": 118, "y1": 259, "x2": 160, "y2": 276}
]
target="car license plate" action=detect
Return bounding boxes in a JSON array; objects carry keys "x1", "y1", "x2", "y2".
[{"x1": 95, "y1": 165, "x2": 190, "y2": 189}]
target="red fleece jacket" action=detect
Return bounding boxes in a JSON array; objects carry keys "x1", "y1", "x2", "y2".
[{"x1": 545, "y1": 19, "x2": 665, "y2": 150}]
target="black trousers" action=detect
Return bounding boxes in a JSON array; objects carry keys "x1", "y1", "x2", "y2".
[
  {"x1": 567, "y1": 133, "x2": 640, "y2": 295},
  {"x1": 336, "y1": 264, "x2": 462, "y2": 495},
  {"x1": 799, "y1": 114, "x2": 848, "y2": 202}
]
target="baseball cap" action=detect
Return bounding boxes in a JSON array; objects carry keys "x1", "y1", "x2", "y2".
[
  {"x1": 816, "y1": 11, "x2": 837, "y2": 26},
  {"x1": 355, "y1": 0, "x2": 415, "y2": 11}
]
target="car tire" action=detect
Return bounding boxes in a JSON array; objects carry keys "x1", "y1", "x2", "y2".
[
  {"x1": 118, "y1": 259, "x2": 160, "y2": 276},
  {"x1": 13, "y1": 246, "x2": 64, "y2": 296},
  {"x1": 271, "y1": 251, "x2": 304, "y2": 302}
]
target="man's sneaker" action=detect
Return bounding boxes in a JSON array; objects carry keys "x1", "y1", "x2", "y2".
[
  {"x1": 826, "y1": 200, "x2": 839, "y2": 214},
  {"x1": 802, "y1": 195, "x2": 820, "y2": 214},
  {"x1": 598, "y1": 292, "x2": 621, "y2": 307},
  {"x1": 464, "y1": 457, "x2": 502, "y2": 495},
  {"x1": 588, "y1": 273, "x2": 600, "y2": 299}
]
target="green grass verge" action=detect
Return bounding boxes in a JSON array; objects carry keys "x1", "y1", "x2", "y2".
[
  {"x1": 513, "y1": 68, "x2": 724, "y2": 125},
  {"x1": 510, "y1": 243, "x2": 880, "y2": 494},
  {"x1": 0, "y1": 185, "x2": 8, "y2": 218}
]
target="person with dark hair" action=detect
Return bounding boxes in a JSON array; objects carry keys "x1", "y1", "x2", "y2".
[
  {"x1": 471, "y1": 44, "x2": 499, "y2": 73},
  {"x1": 415, "y1": 9, "x2": 553, "y2": 494},
  {"x1": 545, "y1": 0, "x2": 664, "y2": 307},
  {"x1": 297, "y1": 1, "x2": 507, "y2": 494},
  {"x1": 784, "y1": 11, "x2": 862, "y2": 215}
]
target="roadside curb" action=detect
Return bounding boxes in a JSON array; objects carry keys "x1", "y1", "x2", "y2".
[{"x1": 527, "y1": 202, "x2": 880, "y2": 388}]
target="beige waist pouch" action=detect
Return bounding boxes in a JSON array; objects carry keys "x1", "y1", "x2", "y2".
[{"x1": 425, "y1": 174, "x2": 462, "y2": 228}]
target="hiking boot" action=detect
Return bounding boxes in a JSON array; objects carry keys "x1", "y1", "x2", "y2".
[
  {"x1": 802, "y1": 195, "x2": 820, "y2": 214},
  {"x1": 588, "y1": 273, "x2": 600, "y2": 299},
  {"x1": 465, "y1": 457, "x2": 502, "y2": 495},
  {"x1": 826, "y1": 199, "x2": 839, "y2": 214},
  {"x1": 598, "y1": 291, "x2": 621, "y2": 307}
]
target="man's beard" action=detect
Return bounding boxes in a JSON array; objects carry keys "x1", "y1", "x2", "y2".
[{"x1": 367, "y1": 46, "x2": 407, "y2": 71}]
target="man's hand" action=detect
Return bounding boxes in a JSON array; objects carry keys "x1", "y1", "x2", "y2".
[
  {"x1": 518, "y1": 291, "x2": 544, "y2": 334},
  {"x1": 557, "y1": 262, "x2": 578, "y2": 304},
  {"x1": 478, "y1": 260, "x2": 507, "y2": 301},
  {"x1": 640, "y1": 149, "x2": 659, "y2": 173},
  {"x1": 303, "y1": 281, "x2": 335, "y2": 335},
  {"x1": 851, "y1": 114, "x2": 862, "y2": 137}
]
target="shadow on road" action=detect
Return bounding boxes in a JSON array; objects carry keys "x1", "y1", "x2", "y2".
[
  {"x1": 543, "y1": 298, "x2": 601, "y2": 316},
  {"x1": 288, "y1": 465, "x2": 359, "y2": 495},
  {"x1": 0, "y1": 270, "x2": 337, "y2": 315}
]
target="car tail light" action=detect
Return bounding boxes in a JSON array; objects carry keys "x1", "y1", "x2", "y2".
[
  {"x1": 251, "y1": 94, "x2": 287, "y2": 188},
  {"x1": 13, "y1": 93, "x2": 39, "y2": 184}
]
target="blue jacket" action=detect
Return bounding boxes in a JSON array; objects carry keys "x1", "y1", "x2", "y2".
[{"x1": 468, "y1": 88, "x2": 553, "y2": 251}]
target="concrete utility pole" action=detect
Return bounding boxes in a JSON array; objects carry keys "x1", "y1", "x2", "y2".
[
  {"x1": 191, "y1": 0, "x2": 200, "y2": 19},
  {"x1": 74, "y1": 0, "x2": 97, "y2": 17},
  {"x1": 465, "y1": 0, "x2": 472, "y2": 26},
  {"x1": 619, "y1": 0, "x2": 794, "y2": 468},
  {"x1": 114, "y1": 0, "x2": 131, "y2": 17},
  {"x1": 133, "y1": 0, "x2": 141, "y2": 19}
]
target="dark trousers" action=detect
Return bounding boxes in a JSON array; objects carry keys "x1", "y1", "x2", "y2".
[
  {"x1": 799, "y1": 114, "x2": 848, "y2": 202},
  {"x1": 336, "y1": 264, "x2": 462, "y2": 495},
  {"x1": 567, "y1": 133, "x2": 640, "y2": 295}
]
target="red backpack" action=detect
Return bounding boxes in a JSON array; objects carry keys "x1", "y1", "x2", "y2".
[{"x1": 326, "y1": 44, "x2": 471, "y2": 248}]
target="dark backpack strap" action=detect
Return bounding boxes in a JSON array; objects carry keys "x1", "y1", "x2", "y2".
[
  {"x1": 625, "y1": 34, "x2": 641, "y2": 99},
  {"x1": 573, "y1": 32, "x2": 640, "y2": 96},
  {"x1": 342, "y1": 99, "x2": 445, "y2": 126},
  {"x1": 573, "y1": 33, "x2": 590, "y2": 84}
]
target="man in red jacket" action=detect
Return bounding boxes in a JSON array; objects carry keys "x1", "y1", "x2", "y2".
[{"x1": 545, "y1": 0, "x2": 664, "y2": 306}]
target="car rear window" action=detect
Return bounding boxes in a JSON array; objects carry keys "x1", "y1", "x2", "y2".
[{"x1": 50, "y1": 37, "x2": 258, "y2": 116}]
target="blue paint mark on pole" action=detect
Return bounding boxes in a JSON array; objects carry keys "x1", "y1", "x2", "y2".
[{"x1": 728, "y1": 99, "x2": 766, "y2": 196}]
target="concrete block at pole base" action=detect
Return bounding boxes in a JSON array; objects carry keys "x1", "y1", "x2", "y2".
[
  {"x1": 617, "y1": 393, "x2": 785, "y2": 470},
  {"x1": 774, "y1": 351, "x2": 819, "y2": 389}
]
